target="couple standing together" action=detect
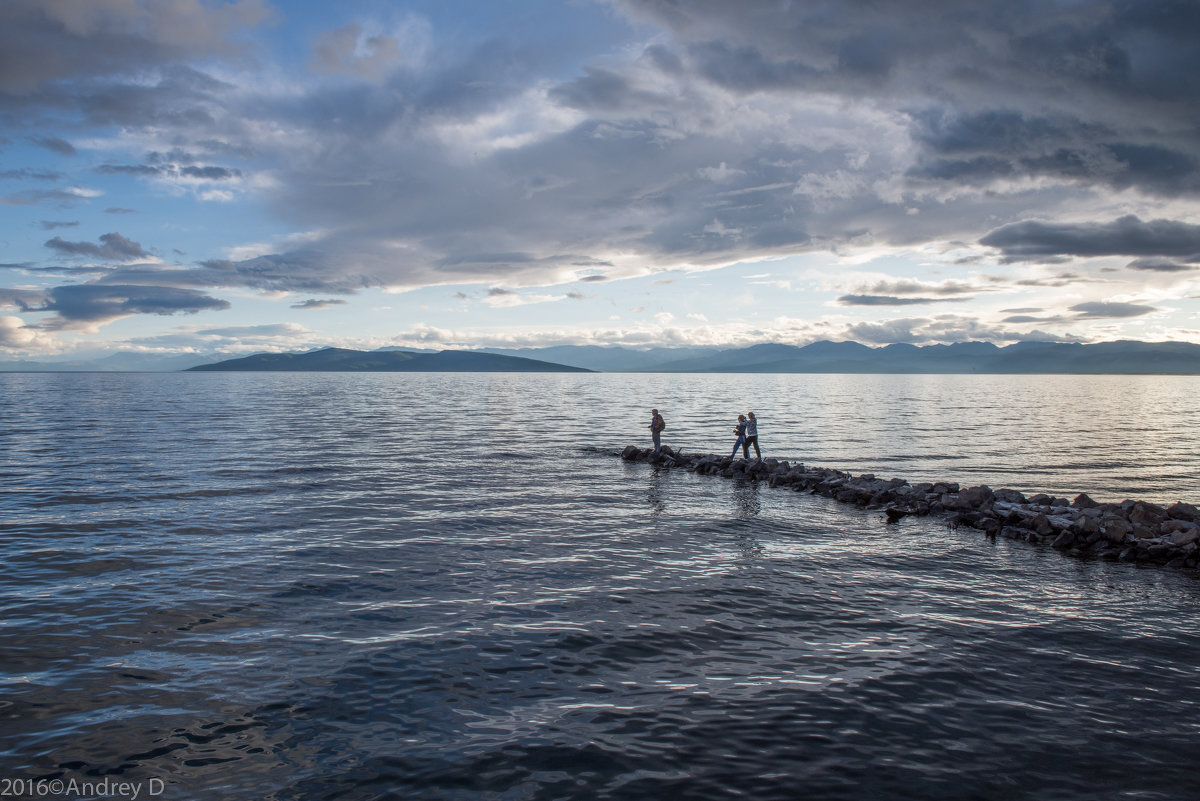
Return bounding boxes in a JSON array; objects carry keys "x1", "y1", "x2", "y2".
[{"x1": 732, "y1": 412, "x2": 760, "y2": 459}]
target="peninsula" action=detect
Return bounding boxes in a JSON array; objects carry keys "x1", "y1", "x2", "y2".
[{"x1": 187, "y1": 347, "x2": 591, "y2": 372}]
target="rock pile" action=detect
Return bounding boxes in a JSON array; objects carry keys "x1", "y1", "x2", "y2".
[{"x1": 619, "y1": 445, "x2": 1200, "y2": 571}]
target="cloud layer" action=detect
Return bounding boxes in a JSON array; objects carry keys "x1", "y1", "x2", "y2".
[{"x1": 2, "y1": 0, "x2": 1199, "y2": 349}]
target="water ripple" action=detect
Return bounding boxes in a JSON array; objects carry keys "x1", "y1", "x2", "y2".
[{"x1": 2, "y1": 373, "x2": 1200, "y2": 800}]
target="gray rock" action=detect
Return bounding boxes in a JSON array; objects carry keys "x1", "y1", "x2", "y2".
[
  {"x1": 1072, "y1": 515, "x2": 1101, "y2": 536},
  {"x1": 1130, "y1": 502, "x2": 1165, "y2": 527},
  {"x1": 1131, "y1": 524, "x2": 1159, "y2": 541},
  {"x1": 1072, "y1": 493, "x2": 1100, "y2": 509},
  {"x1": 1051, "y1": 530, "x2": 1076, "y2": 549},
  {"x1": 1167, "y1": 502, "x2": 1200, "y2": 522},
  {"x1": 1103, "y1": 516, "x2": 1132, "y2": 543},
  {"x1": 1171, "y1": 527, "x2": 1200, "y2": 547},
  {"x1": 957, "y1": 485, "x2": 995, "y2": 509}
]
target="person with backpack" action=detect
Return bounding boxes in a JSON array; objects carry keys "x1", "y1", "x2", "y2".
[
  {"x1": 731, "y1": 414, "x2": 747, "y2": 459},
  {"x1": 649, "y1": 409, "x2": 666, "y2": 453}
]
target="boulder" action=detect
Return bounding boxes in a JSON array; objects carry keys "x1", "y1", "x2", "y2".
[
  {"x1": 994, "y1": 488, "x2": 1027, "y2": 504},
  {"x1": 621, "y1": 445, "x2": 641, "y2": 460},
  {"x1": 1161, "y1": 519, "x2": 1192, "y2": 534},
  {"x1": 1051, "y1": 530, "x2": 1076, "y2": 549},
  {"x1": 1167, "y1": 502, "x2": 1200, "y2": 522},
  {"x1": 1000, "y1": 526, "x2": 1030, "y2": 540},
  {"x1": 957, "y1": 485, "x2": 995, "y2": 509},
  {"x1": 1072, "y1": 493, "x2": 1100, "y2": 509},
  {"x1": 1131, "y1": 524, "x2": 1159, "y2": 541},
  {"x1": 1130, "y1": 502, "x2": 1165, "y2": 526},
  {"x1": 1102, "y1": 516, "x2": 1132, "y2": 543},
  {"x1": 978, "y1": 516, "x2": 1001, "y2": 535},
  {"x1": 1171, "y1": 527, "x2": 1200, "y2": 547},
  {"x1": 1032, "y1": 514, "x2": 1055, "y2": 537}
]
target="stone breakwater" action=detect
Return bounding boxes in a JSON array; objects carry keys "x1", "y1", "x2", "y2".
[{"x1": 620, "y1": 445, "x2": 1200, "y2": 572}]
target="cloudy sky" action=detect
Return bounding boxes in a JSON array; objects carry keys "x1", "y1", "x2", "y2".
[{"x1": 2, "y1": 0, "x2": 1199, "y2": 357}]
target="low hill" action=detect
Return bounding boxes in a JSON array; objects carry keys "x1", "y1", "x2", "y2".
[{"x1": 186, "y1": 347, "x2": 591, "y2": 372}]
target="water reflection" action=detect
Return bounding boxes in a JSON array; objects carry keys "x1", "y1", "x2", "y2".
[
  {"x1": 645, "y1": 466, "x2": 669, "y2": 516},
  {"x1": 731, "y1": 477, "x2": 762, "y2": 519}
]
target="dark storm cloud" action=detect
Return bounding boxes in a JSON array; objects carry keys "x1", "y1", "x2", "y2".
[
  {"x1": 180, "y1": 165, "x2": 242, "y2": 180},
  {"x1": 2, "y1": 284, "x2": 229, "y2": 329},
  {"x1": 610, "y1": 0, "x2": 1200, "y2": 197},
  {"x1": 907, "y1": 111, "x2": 1200, "y2": 194},
  {"x1": 45, "y1": 232, "x2": 151, "y2": 261},
  {"x1": 0, "y1": 0, "x2": 271, "y2": 94},
  {"x1": 611, "y1": 0, "x2": 1200, "y2": 101},
  {"x1": 1003, "y1": 315, "x2": 1056, "y2": 324},
  {"x1": 837, "y1": 295, "x2": 955, "y2": 306},
  {"x1": 29, "y1": 135, "x2": 75, "y2": 156},
  {"x1": 0, "y1": 188, "x2": 93, "y2": 207},
  {"x1": 290, "y1": 299, "x2": 347, "y2": 310},
  {"x1": 1070, "y1": 301, "x2": 1157, "y2": 318},
  {"x1": 95, "y1": 164, "x2": 162, "y2": 177},
  {"x1": 196, "y1": 253, "x2": 376, "y2": 294},
  {"x1": 1126, "y1": 258, "x2": 1196, "y2": 272},
  {"x1": 981, "y1": 216, "x2": 1200, "y2": 261},
  {"x1": 857, "y1": 279, "x2": 982, "y2": 297},
  {"x1": 237, "y1": 0, "x2": 1198, "y2": 290},
  {"x1": 0, "y1": 168, "x2": 62, "y2": 181},
  {"x1": 96, "y1": 162, "x2": 242, "y2": 180},
  {"x1": 23, "y1": 254, "x2": 364, "y2": 297},
  {"x1": 549, "y1": 67, "x2": 672, "y2": 111}
]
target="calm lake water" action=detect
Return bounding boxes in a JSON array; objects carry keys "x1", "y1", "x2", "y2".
[{"x1": 2, "y1": 372, "x2": 1199, "y2": 800}]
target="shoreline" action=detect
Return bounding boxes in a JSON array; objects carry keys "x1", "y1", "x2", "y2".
[{"x1": 619, "y1": 445, "x2": 1200, "y2": 573}]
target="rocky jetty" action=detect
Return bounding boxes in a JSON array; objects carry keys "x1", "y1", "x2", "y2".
[{"x1": 619, "y1": 445, "x2": 1200, "y2": 572}]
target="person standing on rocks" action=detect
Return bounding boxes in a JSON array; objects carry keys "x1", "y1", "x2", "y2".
[
  {"x1": 731, "y1": 414, "x2": 748, "y2": 459},
  {"x1": 743, "y1": 412, "x2": 761, "y2": 459},
  {"x1": 649, "y1": 408, "x2": 666, "y2": 454}
]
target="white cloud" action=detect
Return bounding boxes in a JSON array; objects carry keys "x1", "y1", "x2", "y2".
[{"x1": 0, "y1": 316, "x2": 54, "y2": 350}]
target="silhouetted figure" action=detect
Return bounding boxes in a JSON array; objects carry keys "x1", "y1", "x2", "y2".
[
  {"x1": 649, "y1": 409, "x2": 665, "y2": 453},
  {"x1": 731, "y1": 414, "x2": 747, "y2": 459}
]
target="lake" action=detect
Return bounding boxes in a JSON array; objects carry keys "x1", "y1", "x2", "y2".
[{"x1": 2, "y1": 372, "x2": 1199, "y2": 800}]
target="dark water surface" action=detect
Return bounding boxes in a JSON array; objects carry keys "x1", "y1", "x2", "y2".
[{"x1": 2, "y1": 372, "x2": 1200, "y2": 800}]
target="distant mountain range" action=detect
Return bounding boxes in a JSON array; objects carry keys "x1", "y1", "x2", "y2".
[
  {"x1": 481, "y1": 340, "x2": 1200, "y2": 374},
  {"x1": 3, "y1": 340, "x2": 1200, "y2": 374}
]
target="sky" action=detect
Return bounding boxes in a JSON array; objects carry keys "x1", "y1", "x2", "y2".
[{"x1": 2, "y1": 0, "x2": 1200, "y2": 359}]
